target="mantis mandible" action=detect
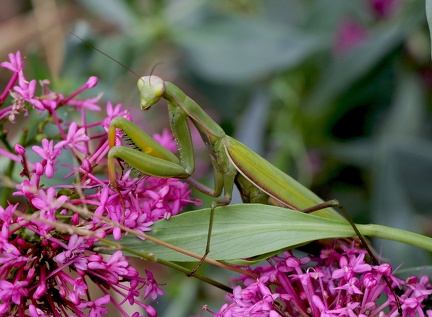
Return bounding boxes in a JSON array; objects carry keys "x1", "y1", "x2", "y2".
[{"x1": 107, "y1": 75, "x2": 347, "y2": 273}]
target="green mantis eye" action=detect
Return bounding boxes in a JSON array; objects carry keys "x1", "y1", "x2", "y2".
[{"x1": 138, "y1": 76, "x2": 166, "y2": 110}]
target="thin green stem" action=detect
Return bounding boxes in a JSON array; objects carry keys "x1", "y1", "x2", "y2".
[{"x1": 359, "y1": 223, "x2": 432, "y2": 253}]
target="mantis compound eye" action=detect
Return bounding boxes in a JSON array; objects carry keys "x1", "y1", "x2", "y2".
[{"x1": 138, "y1": 76, "x2": 166, "y2": 110}]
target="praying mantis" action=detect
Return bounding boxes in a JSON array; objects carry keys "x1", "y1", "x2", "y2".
[
  {"x1": 100, "y1": 52, "x2": 405, "y2": 314},
  {"x1": 68, "y1": 33, "x2": 406, "y2": 314},
  {"x1": 107, "y1": 74, "x2": 350, "y2": 273},
  {"x1": 68, "y1": 31, "x2": 349, "y2": 265}
]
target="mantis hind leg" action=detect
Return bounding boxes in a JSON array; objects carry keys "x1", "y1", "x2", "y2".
[{"x1": 302, "y1": 200, "x2": 377, "y2": 260}]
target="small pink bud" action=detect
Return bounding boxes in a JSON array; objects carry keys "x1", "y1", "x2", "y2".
[
  {"x1": 27, "y1": 268, "x2": 36, "y2": 280},
  {"x1": 29, "y1": 305, "x2": 43, "y2": 317},
  {"x1": 144, "y1": 305, "x2": 157, "y2": 317},
  {"x1": 14, "y1": 144, "x2": 25, "y2": 155},
  {"x1": 71, "y1": 213, "x2": 80, "y2": 225},
  {"x1": 86, "y1": 76, "x2": 98, "y2": 88},
  {"x1": 58, "y1": 285, "x2": 66, "y2": 298},
  {"x1": 376, "y1": 263, "x2": 392, "y2": 276},
  {"x1": 363, "y1": 301, "x2": 376, "y2": 311},
  {"x1": 33, "y1": 282, "x2": 47, "y2": 300},
  {"x1": 363, "y1": 273, "x2": 377, "y2": 288},
  {"x1": 130, "y1": 280, "x2": 139, "y2": 289},
  {"x1": 285, "y1": 256, "x2": 300, "y2": 269},
  {"x1": 113, "y1": 227, "x2": 122, "y2": 240}
]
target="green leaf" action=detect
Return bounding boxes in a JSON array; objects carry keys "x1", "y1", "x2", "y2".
[
  {"x1": 115, "y1": 204, "x2": 432, "y2": 263},
  {"x1": 119, "y1": 204, "x2": 356, "y2": 262}
]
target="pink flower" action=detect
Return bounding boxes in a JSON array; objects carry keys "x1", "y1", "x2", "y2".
[
  {"x1": 102, "y1": 102, "x2": 128, "y2": 131},
  {"x1": 55, "y1": 121, "x2": 90, "y2": 154},
  {"x1": 0, "y1": 51, "x2": 197, "y2": 316},
  {"x1": 144, "y1": 270, "x2": 164, "y2": 300},
  {"x1": 32, "y1": 139, "x2": 61, "y2": 178},
  {"x1": 213, "y1": 244, "x2": 431, "y2": 317},
  {"x1": 14, "y1": 79, "x2": 45, "y2": 111},
  {"x1": 31, "y1": 187, "x2": 68, "y2": 220},
  {"x1": 55, "y1": 234, "x2": 87, "y2": 264},
  {"x1": 0, "y1": 280, "x2": 29, "y2": 305},
  {"x1": 1, "y1": 51, "x2": 24, "y2": 73},
  {"x1": 76, "y1": 294, "x2": 110, "y2": 316}
]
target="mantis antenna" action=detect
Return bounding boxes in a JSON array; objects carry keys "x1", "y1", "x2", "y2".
[
  {"x1": 148, "y1": 62, "x2": 163, "y2": 84},
  {"x1": 70, "y1": 32, "x2": 143, "y2": 81}
]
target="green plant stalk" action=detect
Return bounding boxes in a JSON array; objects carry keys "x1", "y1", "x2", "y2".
[{"x1": 359, "y1": 223, "x2": 432, "y2": 253}]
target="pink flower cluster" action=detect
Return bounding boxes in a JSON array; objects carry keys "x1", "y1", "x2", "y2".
[
  {"x1": 212, "y1": 242, "x2": 432, "y2": 317},
  {"x1": 0, "y1": 51, "x2": 198, "y2": 316}
]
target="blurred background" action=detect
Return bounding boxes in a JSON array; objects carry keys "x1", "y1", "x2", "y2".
[{"x1": 1, "y1": 0, "x2": 432, "y2": 316}]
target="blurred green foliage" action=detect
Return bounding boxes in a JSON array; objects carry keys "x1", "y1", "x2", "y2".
[{"x1": 3, "y1": 0, "x2": 432, "y2": 315}]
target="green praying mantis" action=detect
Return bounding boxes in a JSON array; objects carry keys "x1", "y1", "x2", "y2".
[
  {"x1": 69, "y1": 32, "x2": 352, "y2": 265},
  {"x1": 69, "y1": 33, "x2": 410, "y2": 313},
  {"x1": 106, "y1": 74, "x2": 404, "y2": 313},
  {"x1": 107, "y1": 74, "x2": 352, "y2": 272}
]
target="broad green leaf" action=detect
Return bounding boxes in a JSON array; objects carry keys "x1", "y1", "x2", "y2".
[
  {"x1": 120, "y1": 204, "x2": 353, "y2": 262},
  {"x1": 114, "y1": 204, "x2": 432, "y2": 263}
]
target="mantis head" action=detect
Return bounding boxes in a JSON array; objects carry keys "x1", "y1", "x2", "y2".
[{"x1": 137, "y1": 76, "x2": 166, "y2": 110}]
